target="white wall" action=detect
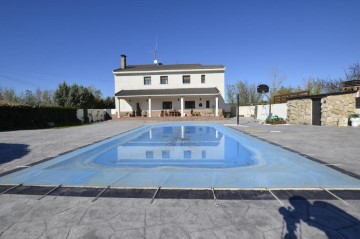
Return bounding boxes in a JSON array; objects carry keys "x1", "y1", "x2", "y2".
[
  {"x1": 111, "y1": 109, "x2": 117, "y2": 115},
  {"x1": 256, "y1": 103, "x2": 287, "y2": 121},
  {"x1": 118, "y1": 96, "x2": 221, "y2": 112},
  {"x1": 114, "y1": 69, "x2": 225, "y2": 113},
  {"x1": 115, "y1": 72, "x2": 224, "y2": 95},
  {"x1": 238, "y1": 106, "x2": 256, "y2": 117}
]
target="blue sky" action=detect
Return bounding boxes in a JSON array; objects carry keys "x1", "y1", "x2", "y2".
[{"x1": 1, "y1": 0, "x2": 359, "y2": 97}]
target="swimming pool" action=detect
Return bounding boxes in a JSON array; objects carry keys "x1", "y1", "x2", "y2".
[{"x1": 1, "y1": 123, "x2": 360, "y2": 189}]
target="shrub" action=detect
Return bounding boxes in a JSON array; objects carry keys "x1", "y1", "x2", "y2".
[
  {"x1": 266, "y1": 115, "x2": 286, "y2": 124},
  {"x1": 0, "y1": 105, "x2": 80, "y2": 131},
  {"x1": 349, "y1": 113, "x2": 360, "y2": 118}
]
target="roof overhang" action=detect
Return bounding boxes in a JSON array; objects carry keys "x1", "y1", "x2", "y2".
[
  {"x1": 113, "y1": 68, "x2": 225, "y2": 76},
  {"x1": 115, "y1": 88, "x2": 220, "y2": 98}
]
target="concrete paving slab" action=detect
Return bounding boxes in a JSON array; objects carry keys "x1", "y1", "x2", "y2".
[{"x1": 1, "y1": 119, "x2": 360, "y2": 238}]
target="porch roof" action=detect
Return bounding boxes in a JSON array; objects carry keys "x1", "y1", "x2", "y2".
[{"x1": 115, "y1": 87, "x2": 220, "y2": 98}]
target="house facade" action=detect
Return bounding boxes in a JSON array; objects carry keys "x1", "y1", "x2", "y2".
[{"x1": 113, "y1": 55, "x2": 225, "y2": 117}]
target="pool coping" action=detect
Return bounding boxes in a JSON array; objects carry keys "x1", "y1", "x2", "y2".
[
  {"x1": 1, "y1": 185, "x2": 360, "y2": 200},
  {"x1": 230, "y1": 126, "x2": 360, "y2": 181},
  {"x1": 1, "y1": 124, "x2": 360, "y2": 200},
  {"x1": 0, "y1": 126, "x2": 144, "y2": 178}
]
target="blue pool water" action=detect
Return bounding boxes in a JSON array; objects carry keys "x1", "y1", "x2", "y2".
[{"x1": 1, "y1": 123, "x2": 360, "y2": 189}]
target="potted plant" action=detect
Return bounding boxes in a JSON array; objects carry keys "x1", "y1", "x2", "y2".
[
  {"x1": 266, "y1": 115, "x2": 286, "y2": 125},
  {"x1": 349, "y1": 113, "x2": 360, "y2": 127}
]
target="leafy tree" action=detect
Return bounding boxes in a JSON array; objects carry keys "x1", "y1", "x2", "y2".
[
  {"x1": 54, "y1": 82, "x2": 70, "y2": 107},
  {"x1": 302, "y1": 77, "x2": 342, "y2": 95},
  {"x1": 42, "y1": 90, "x2": 55, "y2": 106},
  {"x1": 103, "y1": 96, "x2": 115, "y2": 108},
  {"x1": 275, "y1": 86, "x2": 297, "y2": 96},
  {"x1": 78, "y1": 86, "x2": 95, "y2": 108},
  {"x1": 303, "y1": 77, "x2": 322, "y2": 95},
  {"x1": 53, "y1": 82, "x2": 106, "y2": 108},
  {"x1": 24, "y1": 90, "x2": 36, "y2": 106},
  {"x1": 3, "y1": 88, "x2": 17, "y2": 102},
  {"x1": 35, "y1": 88, "x2": 42, "y2": 106}
]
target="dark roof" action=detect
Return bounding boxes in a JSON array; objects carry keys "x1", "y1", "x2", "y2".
[
  {"x1": 342, "y1": 80, "x2": 360, "y2": 87},
  {"x1": 115, "y1": 87, "x2": 220, "y2": 97},
  {"x1": 113, "y1": 64, "x2": 225, "y2": 73}
]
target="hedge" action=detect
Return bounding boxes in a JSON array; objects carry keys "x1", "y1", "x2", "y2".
[{"x1": 0, "y1": 105, "x2": 80, "y2": 131}]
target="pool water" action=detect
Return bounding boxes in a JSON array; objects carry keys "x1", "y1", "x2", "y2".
[
  {"x1": 91, "y1": 125, "x2": 254, "y2": 168},
  {"x1": 1, "y1": 123, "x2": 360, "y2": 189}
]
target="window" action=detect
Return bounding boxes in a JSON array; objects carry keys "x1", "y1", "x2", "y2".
[
  {"x1": 356, "y1": 97, "x2": 360, "y2": 109},
  {"x1": 202, "y1": 150, "x2": 206, "y2": 159},
  {"x1": 185, "y1": 101, "x2": 195, "y2": 109},
  {"x1": 206, "y1": 100, "x2": 210, "y2": 108},
  {"x1": 183, "y1": 75, "x2": 190, "y2": 84},
  {"x1": 185, "y1": 126, "x2": 195, "y2": 134},
  {"x1": 162, "y1": 150, "x2": 170, "y2": 159},
  {"x1": 160, "y1": 76, "x2": 168, "y2": 84},
  {"x1": 162, "y1": 101, "x2": 172, "y2": 109},
  {"x1": 201, "y1": 75, "x2": 205, "y2": 83},
  {"x1": 184, "y1": 150, "x2": 192, "y2": 159},
  {"x1": 146, "y1": 150, "x2": 153, "y2": 159},
  {"x1": 144, "y1": 77, "x2": 151, "y2": 85}
]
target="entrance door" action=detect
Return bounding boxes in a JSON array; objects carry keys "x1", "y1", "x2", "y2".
[{"x1": 312, "y1": 98, "x2": 321, "y2": 125}]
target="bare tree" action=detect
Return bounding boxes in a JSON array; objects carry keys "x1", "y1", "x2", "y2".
[
  {"x1": 225, "y1": 84, "x2": 237, "y2": 105},
  {"x1": 345, "y1": 62, "x2": 360, "y2": 81},
  {"x1": 268, "y1": 67, "x2": 287, "y2": 102},
  {"x1": 303, "y1": 77, "x2": 342, "y2": 95},
  {"x1": 226, "y1": 80, "x2": 261, "y2": 106}
]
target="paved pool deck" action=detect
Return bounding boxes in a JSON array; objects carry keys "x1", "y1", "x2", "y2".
[{"x1": 0, "y1": 118, "x2": 360, "y2": 238}]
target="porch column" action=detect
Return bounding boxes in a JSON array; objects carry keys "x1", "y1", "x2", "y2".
[
  {"x1": 148, "y1": 97, "x2": 152, "y2": 117},
  {"x1": 215, "y1": 96, "x2": 219, "y2": 117},
  {"x1": 117, "y1": 97, "x2": 121, "y2": 118},
  {"x1": 181, "y1": 97, "x2": 184, "y2": 117}
]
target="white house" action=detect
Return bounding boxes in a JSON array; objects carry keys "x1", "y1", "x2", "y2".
[{"x1": 113, "y1": 55, "x2": 225, "y2": 117}]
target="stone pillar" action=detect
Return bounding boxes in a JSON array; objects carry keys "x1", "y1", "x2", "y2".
[
  {"x1": 215, "y1": 96, "x2": 219, "y2": 117},
  {"x1": 181, "y1": 97, "x2": 184, "y2": 117},
  {"x1": 148, "y1": 98, "x2": 152, "y2": 117},
  {"x1": 117, "y1": 98, "x2": 121, "y2": 118}
]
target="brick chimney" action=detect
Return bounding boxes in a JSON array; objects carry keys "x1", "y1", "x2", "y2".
[{"x1": 121, "y1": 54, "x2": 127, "y2": 69}]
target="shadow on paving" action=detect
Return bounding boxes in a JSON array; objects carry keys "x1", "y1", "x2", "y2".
[
  {"x1": 0, "y1": 143, "x2": 29, "y2": 164},
  {"x1": 279, "y1": 196, "x2": 360, "y2": 239}
]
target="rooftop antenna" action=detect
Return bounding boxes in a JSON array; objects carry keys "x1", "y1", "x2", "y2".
[{"x1": 153, "y1": 35, "x2": 158, "y2": 65}]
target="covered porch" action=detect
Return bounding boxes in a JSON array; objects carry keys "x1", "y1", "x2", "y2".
[{"x1": 115, "y1": 88, "x2": 223, "y2": 118}]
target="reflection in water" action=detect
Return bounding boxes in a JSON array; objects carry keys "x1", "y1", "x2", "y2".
[
  {"x1": 92, "y1": 125, "x2": 254, "y2": 168},
  {"x1": 89, "y1": 125, "x2": 254, "y2": 168}
]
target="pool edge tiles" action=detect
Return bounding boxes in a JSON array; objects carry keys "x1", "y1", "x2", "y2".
[
  {"x1": 1, "y1": 123, "x2": 360, "y2": 190},
  {"x1": 232, "y1": 126, "x2": 360, "y2": 181}
]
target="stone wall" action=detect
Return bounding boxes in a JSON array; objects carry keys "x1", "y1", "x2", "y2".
[
  {"x1": 321, "y1": 93, "x2": 356, "y2": 126},
  {"x1": 287, "y1": 99, "x2": 312, "y2": 125}
]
